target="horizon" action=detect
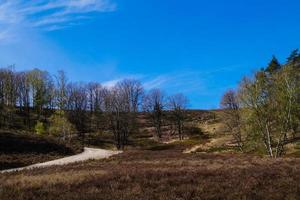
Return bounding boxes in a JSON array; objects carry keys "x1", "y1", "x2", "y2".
[{"x1": 1, "y1": 0, "x2": 300, "y2": 109}]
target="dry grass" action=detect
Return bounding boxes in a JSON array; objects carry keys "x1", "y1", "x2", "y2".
[
  {"x1": 4, "y1": 169, "x2": 107, "y2": 188},
  {"x1": 1, "y1": 150, "x2": 300, "y2": 200}
]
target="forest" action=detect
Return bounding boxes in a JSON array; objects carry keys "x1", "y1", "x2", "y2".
[{"x1": 0, "y1": 68, "x2": 188, "y2": 150}]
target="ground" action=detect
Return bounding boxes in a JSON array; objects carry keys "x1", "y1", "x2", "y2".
[
  {"x1": 1, "y1": 110, "x2": 300, "y2": 200},
  {"x1": 1, "y1": 149, "x2": 300, "y2": 200}
]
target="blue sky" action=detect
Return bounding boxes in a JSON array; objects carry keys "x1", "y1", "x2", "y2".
[{"x1": 1, "y1": 0, "x2": 300, "y2": 109}]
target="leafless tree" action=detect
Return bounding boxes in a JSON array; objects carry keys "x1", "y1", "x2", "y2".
[
  {"x1": 15, "y1": 71, "x2": 31, "y2": 129},
  {"x1": 0, "y1": 67, "x2": 18, "y2": 128},
  {"x1": 87, "y1": 82, "x2": 106, "y2": 131},
  {"x1": 167, "y1": 93, "x2": 188, "y2": 140},
  {"x1": 55, "y1": 70, "x2": 68, "y2": 111},
  {"x1": 104, "y1": 87, "x2": 129, "y2": 149},
  {"x1": 220, "y1": 89, "x2": 243, "y2": 151},
  {"x1": 67, "y1": 83, "x2": 88, "y2": 148},
  {"x1": 120, "y1": 79, "x2": 144, "y2": 113},
  {"x1": 143, "y1": 88, "x2": 165, "y2": 139},
  {"x1": 103, "y1": 79, "x2": 144, "y2": 149}
]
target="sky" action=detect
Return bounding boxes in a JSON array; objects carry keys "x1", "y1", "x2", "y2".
[{"x1": 1, "y1": 0, "x2": 300, "y2": 109}]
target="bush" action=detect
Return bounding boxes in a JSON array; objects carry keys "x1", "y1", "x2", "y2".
[{"x1": 35, "y1": 121, "x2": 46, "y2": 135}]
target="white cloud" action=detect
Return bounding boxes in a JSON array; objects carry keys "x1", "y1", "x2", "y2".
[
  {"x1": 0, "y1": 0, "x2": 116, "y2": 41},
  {"x1": 102, "y1": 78, "x2": 122, "y2": 88}
]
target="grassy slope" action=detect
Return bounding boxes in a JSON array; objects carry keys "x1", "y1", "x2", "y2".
[
  {"x1": 0, "y1": 131, "x2": 82, "y2": 170},
  {"x1": 1, "y1": 149, "x2": 299, "y2": 200}
]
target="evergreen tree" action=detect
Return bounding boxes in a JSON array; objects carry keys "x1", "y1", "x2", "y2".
[
  {"x1": 287, "y1": 49, "x2": 299, "y2": 64},
  {"x1": 265, "y1": 56, "x2": 281, "y2": 73}
]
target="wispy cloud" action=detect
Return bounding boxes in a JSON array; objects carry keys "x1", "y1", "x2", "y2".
[
  {"x1": 0, "y1": 0, "x2": 116, "y2": 41},
  {"x1": 143, "y1": 75, "x2": 171, "y2": 89},
  {"x1": 142, "y1": 66, "x2": 241, "y2": 94}
]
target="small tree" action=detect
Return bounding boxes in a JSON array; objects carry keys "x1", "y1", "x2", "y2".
[{"x1": 48, "y1": 110, "x2": 75, "y2": 141}]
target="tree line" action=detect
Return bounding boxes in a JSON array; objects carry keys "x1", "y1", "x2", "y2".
[
  {"x1": 0, "y1": 67, "x2": 188, "y2": 149},
  {"x1": 221, "y1": 49, "x2": 300, "y2": 158}
]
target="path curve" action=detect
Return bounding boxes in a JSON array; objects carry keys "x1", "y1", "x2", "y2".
[{"x1": 1, "y1": 147, "x2": 122, "y2": 173}]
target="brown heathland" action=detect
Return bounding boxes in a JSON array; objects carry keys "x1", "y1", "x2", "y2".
[{"x1": 1, "y1": 149, "x2": 299, "y2": 200}]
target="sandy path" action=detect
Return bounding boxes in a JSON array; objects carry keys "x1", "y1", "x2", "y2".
[
  {"x1": 183, "y1": 136, "x2": 232, "y2": 153},
  {"x1": 1, "y1": 147, "x2": 122, "y2": 173}
]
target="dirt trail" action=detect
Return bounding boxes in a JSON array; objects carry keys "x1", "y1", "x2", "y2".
[
  {"x1": 1, "y1": 147, "x2": 122, "y2": 173},
  {"x1": 183, "y1": 136, "x2": 232, "y2": 153}
]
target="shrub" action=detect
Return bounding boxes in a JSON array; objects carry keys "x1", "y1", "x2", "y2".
[{"x1": 35, "y1": 121, "x2": 46, "y2": 135}]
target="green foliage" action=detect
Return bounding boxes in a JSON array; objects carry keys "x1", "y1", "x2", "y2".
[
  {"x1": 237, "y1": 50, "x2": 300, "y2": 157},
  {"x1": 35, "y1": 121, "x2": 46, "y2": 135},
  {"x1": 48, "y1": 111, "x2": 75, "y2": 140}
]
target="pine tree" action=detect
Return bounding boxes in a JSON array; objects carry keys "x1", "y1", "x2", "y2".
[
  {"x1": 287, "y1": 49, "x2": 299, "y2": 63},
  {"x1": 265, "y1": 56, "x2": 281, "y2": 73}
]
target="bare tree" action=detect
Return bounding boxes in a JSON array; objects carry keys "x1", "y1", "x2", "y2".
[
  {"x1": 104, "y1": 87, "x2": 129, "y2": 149},
  {"x1": 116, "y1": 79, "x2": 144, "y2": 112},
  {"x1": 87, "y1": 82, "x2": 106, "y2": 131},
  {"x1": 0, "y1": 67, "x2": 18, "y2": 128},
  {"x1": 116, "y1": 79, "x2": 144, "y2": 132},
  {"x1": 103, "y1": 79, "x2": 144, "y2": 149},
  {"x1": 16, "y1": 71, "x2": 31, "y2": 129},
  {"x1": 55, "y1": 70, "x2": 68, "y2": 111},
  {"x1": 220, "y1": 89, "x2": 243, "y2": 151},
  {"x1": 167, "y1": 93, "x2": 188, "y2": 140},
  {"x1": 143, "y1": 89, "x2": 165, "y2": 139},
  {"x1": 67, "y1": 83, "x2": 88, "y2": 148}
]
